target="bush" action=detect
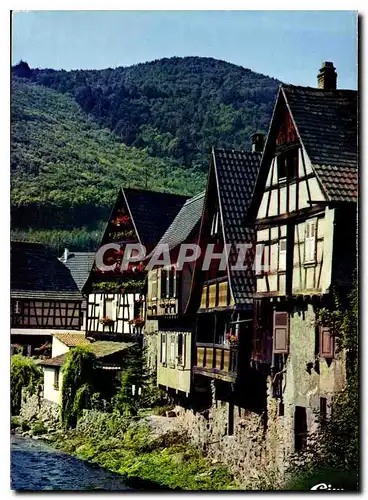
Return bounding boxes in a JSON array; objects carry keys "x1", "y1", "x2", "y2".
[
  {"x1": 11, "y1": 355, "x2": 42, "y2": 415},
  {"x1": 31, "y1": 420, "x2": 47, "y2": 436}
]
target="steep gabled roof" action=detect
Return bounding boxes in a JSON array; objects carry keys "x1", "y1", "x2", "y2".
[
  {"x1": 250, "y1": 84, "x2": 358, "y2": 215},
  {"x1": 11, "y1": 242, "x2": 81, "y2": 300},
  {"x1": 60, "y1": 252, "x2": 95, "y2": 291},
  {"x1": 156, "y1": 191, "x2": 205, "y2": 250},
  {"x1": 214, "y1": 149, "x2": 261, "y2": 304},
  {"x1": 123, "y1": 188, "x2": 188, "y2": 247},
  {"x1": 282, "y1": 85, "x2": 357, "y2": 202}
]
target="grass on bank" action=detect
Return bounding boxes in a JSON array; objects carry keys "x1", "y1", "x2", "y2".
[{"x1": 53, "y1": 422, "x2": 239, "y2": 491}]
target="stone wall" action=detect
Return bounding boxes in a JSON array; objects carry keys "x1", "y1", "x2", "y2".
[
  {"x1": 144, "y1": 318, "x2": 159, "y2": 373},
  {"x1": 175, "y1": 379, "x2": 286, "y2": 489},
  {"x1": 19, "y1": 389, "x2": 59, "y2": 428}
]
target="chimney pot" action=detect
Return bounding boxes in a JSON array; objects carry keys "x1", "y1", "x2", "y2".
[
  {"x1": 63, "y1": 248, "x2": 69, "y2": 262},
  {"x1": 252, "y1": 132, "x2": 265, "y2": 153},
  {"x1": 318, "y1": 61, "x2": 337, "y2": 90}
]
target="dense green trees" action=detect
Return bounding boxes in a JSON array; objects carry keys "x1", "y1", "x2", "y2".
[
  {"x1": 11, "y1": 355, "x2": 42, "y2": 415},
  {"x1": 11, "y1": 57, "x2": 280, "y2": 250}
]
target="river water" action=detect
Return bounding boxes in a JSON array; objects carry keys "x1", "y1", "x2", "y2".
[{"x1": 11, "y1": 435, "x2": 132, "y2": 491}]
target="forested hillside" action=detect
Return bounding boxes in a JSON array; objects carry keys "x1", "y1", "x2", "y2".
[
  {"x1": 11, "y1": 78, "x2": 203, "y2": 251},
  {"x1": 13, "y1": 57, "x2": 280, "y2": 170},
  {"x1": 11, "y1": 57, "x2": 281, "y2": 251}
]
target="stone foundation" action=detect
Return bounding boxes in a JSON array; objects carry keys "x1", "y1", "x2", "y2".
[
  {"x1": 175, "y1": 380, "x2": 287, "y2": 489},
  {"x1": 19, "y1": 389, "x2": 59, "y2": 428}
]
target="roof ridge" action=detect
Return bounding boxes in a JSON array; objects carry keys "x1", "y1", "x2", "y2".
[
  {"x1": 122, "y1": 186, "x2": 188, "y2": 199},
  {"x1": 281, "y1": 83, "x2": 357, "y2": 94},
  {"x1": 183, "y1": 191, "x2": 206, "y2": 205},
  {"x1": 213, "y1": 148, "x2": 261, "y2": 156}
]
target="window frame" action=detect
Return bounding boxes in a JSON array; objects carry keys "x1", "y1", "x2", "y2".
[
  {"x1": 160, "y1": 333, "x2": 167, "y2": 365},
  {"x1": 177, "y1": 333, "x2": 185, "y2": 366},
  {"x1": 273, "y1": 311, "x2": 289, "y2": 354},
  {"x1": 304, "y1": 218, "x2": 317, "y2": 265},
  {"x1": 53, "y1": 367, "x2": 60, "y2": 390}
]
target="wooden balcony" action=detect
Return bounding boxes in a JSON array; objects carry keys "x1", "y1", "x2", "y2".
[
  {"x1": 146, "y1": 298, "x2": 178, "y2": 317},
  {"x1": 193, "y1": 342, "x2": 238, "y2": 382}
]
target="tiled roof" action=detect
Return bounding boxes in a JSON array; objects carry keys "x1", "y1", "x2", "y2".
[
  {"x1": 282, "y1": 85, "x2": 358, "y2": 202},
  {"x1": 90, "y1": 341, "x2": 134, "y2": 358},
  {"x1": 53, "y1": 332, "x2": 90, "y2": 347},
  {"x1": 123, "y1": 188, "x2": 188, "y2": 247},
  {"x1": 11, "y1": 242, "x2": 82, "y2": 300},
  {"x1": 214, "y1": 149, "x2": 261, "y2": 305},
  {"x1": 156, "y1": 191, "x2": 205, "y2": 250},
  {"x1": 39, "y1": 341, "x2": 134, "y2": 367},
  {"x1": 60, "y1": 252, "x2": 95, "y2": 290}
]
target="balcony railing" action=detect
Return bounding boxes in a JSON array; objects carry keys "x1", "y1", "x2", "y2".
[{"x1": 195, "y1": 343, "x2": 238, "y2": 378}]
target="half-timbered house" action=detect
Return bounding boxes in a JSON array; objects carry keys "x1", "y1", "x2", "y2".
[
  {"x1": 248, "y1": 62, "x2": 357, "y2": 454},
  {"x1": 11, "y1": 242, "x2": 84, "y2": 355},
  {"x1": 145, "y1": 191, "x2": 205, "y2": 398},
  {"x1": 59, "y1": 248, "x2": 95, "y2": 330},
  {"x1": 83, "y1": 187, "x2": 187, "y2": 340},
  {"x1": 186, "y1": 140, "x2": 262, "y2": 411}
]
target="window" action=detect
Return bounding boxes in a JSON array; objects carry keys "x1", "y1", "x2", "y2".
[
  {"x1": 278, "y1": 239, "x2": 287, "y2": 271},
  {"x1": 105, "y1": 299, "x2": 113, "y2": 318},
  {"x1": 14, "y1": 301, "x2": 22, "y2": 315},
  {"x1": 277, "y1": 150, "x2": 298, "y2": 182},
  {"x1": 211, "y1": 211, "x2": 220, "y2": 236},
  {"x1": 294, "y1": 406, "x2": 308, "y2": 451},
  {"x1": 177, "y1": 333, "x2": 184, "y2": 366},
  {"x1": 166, "y1": 267, "x2": 177, "y2": 298},
  {"x1": 305, "y1": 219, "x2": 317, "y2": 264},
  {"x1": 54, "y1": 368, "x2": 60, "y2": 390},
  {"x1": 319, "y1": 326, "x2": 334, "y2": 359},
  {"x1": 161, "y1": 269, "x2": 167, "y2": 298},
  {"x1": 160, "y1": 333, "x2": 166, "y2": 364},
  {"x1": 151, "y1": 270, "x2": 158, "y2": 299},
  {"x1": 170, "y1": 334, "x2": 176, "y2": 365},
  {"x1": 273, "y1": 311, "x2": 289, "y2": 354}
]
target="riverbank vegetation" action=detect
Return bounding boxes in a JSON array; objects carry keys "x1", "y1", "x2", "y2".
[
  {"x1": 51, "y1": 413, "x2": 238, "y2": 490},
  {"x1": 11, "y1": 355, "x2": 42, "y2": 415}
]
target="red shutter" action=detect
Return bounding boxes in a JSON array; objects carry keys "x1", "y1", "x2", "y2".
[
  {"x1": 320, "y1": 327, "x2": 334, "y2": 358},
  {"x1": 273, "y1": 311, "x2": 289, "y2": 354}
]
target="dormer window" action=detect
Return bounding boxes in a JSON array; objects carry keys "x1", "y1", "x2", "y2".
[
  {"x1": 211, "y1": 211, "x2": 220, "y2": 236},
  {"x1": 277, "y1": 149, "x2": 298, "y2": 182}
]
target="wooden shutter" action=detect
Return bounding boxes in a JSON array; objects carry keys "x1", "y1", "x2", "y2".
[
  {"x1": 170, "y1": 334, "x2": 176, "y2": 364},
  {"x1": 151, "y1": 269, "x2": 158, "y2": 299},
  {"x1": 208, "y1": 284, "x2": 217, "y2": 308},
  {"x1": 218, "y1": 281, "x2": 228, "y2": 307},
  {"x1": 172, "y1": 269, "x2": 177, "y2": 298},
  {"x1": 305, "y1": 219, "x2": 317, "y2": 263},
  {"x1": 161, "y1": 333, "x2": 166, "y2": 364},
  {"x1": 273, "y1": 311, "x2": 289, "y2": 353},
  {"x1": 200, "y1": 286, "x2": 208, "y2": 309},
  {"x1": 319, "y1": 326, "x2": 334, "y2": 358},
  {"x1": 177, "y1": 333, "x2": 184, "y2": 366}
]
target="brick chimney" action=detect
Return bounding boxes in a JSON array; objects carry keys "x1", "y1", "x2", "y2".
[
  {"x1": 317, "y1": 62, "x2": 337, "y2": 90},
  {"x1": 251, "y1": 132, "x2": 265, "y2": 153}
]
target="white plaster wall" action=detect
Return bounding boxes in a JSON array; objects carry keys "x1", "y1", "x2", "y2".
[
  {"x1": 43, "y1": 367, "x2": 62, "y2": 404},
  {"x1": 51, "y1": 337, "x2": 70, "y2": 358}
]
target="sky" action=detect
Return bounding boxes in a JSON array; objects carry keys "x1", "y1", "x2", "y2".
[{"x1": 12, "y1": 10, "x2": 357, "y2": 89}]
